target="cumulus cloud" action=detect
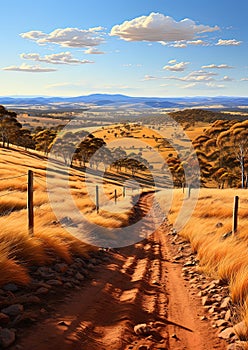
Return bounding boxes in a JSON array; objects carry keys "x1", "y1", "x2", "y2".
[
  {"x1": 216, "y1": 39, "x2": 242, "y2": 46},
  {"x1": 2, "y1": 63, "x2": 56, "y2": 72},
  {"x1": 20, "y1": 27, "x2": 105, "y2": 48},
  {"x1": 201, "y1": 63, "x2": 233, "y2": 69},
  {"x1": 110, "y1": 12, "x2": 219, "y2": 43},
  {"x1": 20, "y1": 52, "x2": 94, "y2": 65},
  {"x1": 163, "y1": 60, "x2": 189, "y2": 72},
  {"x1": 84, "y1": 48, "x2": 105, "y2": 54},
  {"x1": 241, "y1": 78, "x2": 248, "y2": 81}
]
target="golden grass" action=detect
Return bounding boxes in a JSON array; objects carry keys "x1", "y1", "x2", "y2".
[
  {"x1": 0, "y1": 256, "x2": 30, "y2": 286},
  {"x1": 157, "y1": 187, "x2": 248, "y2": 334},
  {"x1": 0, "y1": 146, "x2": 136, "y2": 286}
]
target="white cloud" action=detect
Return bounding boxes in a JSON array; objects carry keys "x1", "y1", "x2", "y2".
[
  {"x1": 216, "y1": 39, "x2": 242, "y2": 46},
  {"x1": 241, "y1": 78, "x2": 248, "y2": 81},
  {"x1": 180, "y1": 81, "x2": 225, "y2": 89},
  {"x1": 171, "y1": 42, "x2": 187, "y2": 48},
  {"x1": 20, "y1": 52, "x2": 94, "y2": 65},
  {"x1": 166, "y1": 70, "x2": 217, "y2": 82},
  {"x1": 163, "y1": 61, "x2": 190, "y2": 72},
  {"x1": 185, "y1": 71, "x2": 217, "y2": 81},
  {"x1": 222, "y1": 75, "x2": 233, "y2": 82},
  {"x1": 84, "y1": 48, "x2": 105, "y2": 54},
  {"x1": 169, "y1": 39, "x2": 209, "y2": 48},
  {"x1": 168, "y1": 59, "x2": 177, "y2": 64},
  {"x1": 187, "y1": 40, "x2": 209, "y2": 46},
  {"x1": 206, "y1": 82, "x2": 225, "y2": 88},
  {"x1": 122, "y1": 63, "x2": 143, "y2": 68},
  {"x1": 181, "y1": 83, "x2": 197, "y2": 89},
  {"x1": 110, "y1": 12, "x2": 219, "y2": 43},
  {"x1": 201, "y1": 63, "x2": 233, "y2": 69},
  {"x1": 20, "y1": 27, "x2": 105, "y2": 48},
  {"x1": 2, "y1": 63, "x2": 56, "y2": 72},
  {"x1": 142, "y1": 75, "x2": 159, "y2": 81}
]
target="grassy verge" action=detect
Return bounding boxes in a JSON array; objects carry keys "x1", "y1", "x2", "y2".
[{"x1": 157, "y1": 188, "x2": 248, "y2": 332}]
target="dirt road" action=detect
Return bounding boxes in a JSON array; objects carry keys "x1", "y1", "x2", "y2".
[{"x1": 15, "y1": 194, "x2": 226, "y2": 350}]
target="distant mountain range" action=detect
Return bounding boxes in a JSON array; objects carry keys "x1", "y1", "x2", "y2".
[{"x1": 0, "y1": 93, "x2": 248, "y2": 110}]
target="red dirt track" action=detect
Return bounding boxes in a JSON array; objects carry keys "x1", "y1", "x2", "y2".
[{"x1": 15, "y1": 194, "x2": 226, "y2": 350}]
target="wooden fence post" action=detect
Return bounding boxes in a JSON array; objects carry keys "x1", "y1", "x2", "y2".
[
  {"x1": 27, "y1": 170, "x2": 34, "y2": 236},
  {"x1": 232, "y1": 195, "x2": 239, "y2": 234},
  {"x1": 123, "y1": 186, "x2": 126, "y2": 198},
  {"x1": 114, "y1": 189, "x2": 117, "y2": 204},
  {"x1": 188, "y1": 184, "x2": 191, "y2": 198},
  {"x1": 96, "y1": 185, "x2": 99, "y2": 213}
]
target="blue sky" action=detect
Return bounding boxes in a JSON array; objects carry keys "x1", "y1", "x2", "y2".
[{"x1": 0, "y1": 0, "x2": 247, "y2": 97}]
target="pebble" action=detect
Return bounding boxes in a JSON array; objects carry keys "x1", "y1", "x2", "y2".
[
  {"x1": 218, "y1": 327, "x2": 235, "y2": 339},
  {"x1": 0, "y1": 328, "x2": 16, "y2": 348},
  {"x1": 0, "y1": 314, "x2": 10, "y2": 326},
  {"x1": 75, "y1": 272, "x2": 84, "y2": 281},
  {"x1": 46, "y1": 280, "x2": 63, "y2": 286},
  {"x1": 220, "y1": 297, "x2": 231, "y2": 309},
  {"x1": 134, "y1": 323, "x2": 151, "y2": 336},
  {"x1": 54, "y1": 263, "x2": 68, "y2": 273},
  {"x1": 1, "y1": 305, "x2": 23, "y2": 317},
  {"x1": 2, "y1": 284, "x2": 18, "y2": 292},
  {"x1": 35, "y1": 287, "x2": 50, "y2": 295}
]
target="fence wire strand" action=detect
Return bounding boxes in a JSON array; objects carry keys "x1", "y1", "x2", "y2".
[
  {"x1": 0, "y1": 190, "x2": 24, "y2": 198},
  {"x1": 0, "y1": 174, "x2": 26, "y2": 181}
]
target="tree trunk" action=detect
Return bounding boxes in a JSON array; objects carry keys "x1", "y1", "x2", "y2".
[{"x1": 241, "y1": 156, "x2": 245, "y2": 189}]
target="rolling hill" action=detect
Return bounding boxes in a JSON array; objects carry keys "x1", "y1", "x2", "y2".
[{"x1": 1, "y1": 94, "x2": 248, "y2": 110}]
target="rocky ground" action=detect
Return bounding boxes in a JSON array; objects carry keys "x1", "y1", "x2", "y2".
[
  {"x1": 0, "y1": 250, "x2": 109, "y2": 349},
  {"x1": 0, "y1": 193, "x2": 246, "y2": 349},
  {"x1": 167, "y1": 227, "x2": 247, "y2": 350}
]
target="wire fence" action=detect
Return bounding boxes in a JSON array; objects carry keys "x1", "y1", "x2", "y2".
[{"x1": 0, "y1": 170, "x2": 248, "y2": 236}]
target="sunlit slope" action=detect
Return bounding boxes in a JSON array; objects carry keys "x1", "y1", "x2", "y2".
[{"x1": 0, "y1": 146, "x2": 136, "y2": 286}]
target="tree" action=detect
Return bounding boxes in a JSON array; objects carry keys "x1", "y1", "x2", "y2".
[
  {"x1": 0, "y1": 107, "x2": 22, "y2": 148},
  {"x1": 217, "y1": 120, "x2": 248, "y2": 188},
  {"x1": 34, "y1": 129, "x2": 57, "y2": 155},
  {"x1": 18, "y1": 129, "x2": 35, "y2": 150}
]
